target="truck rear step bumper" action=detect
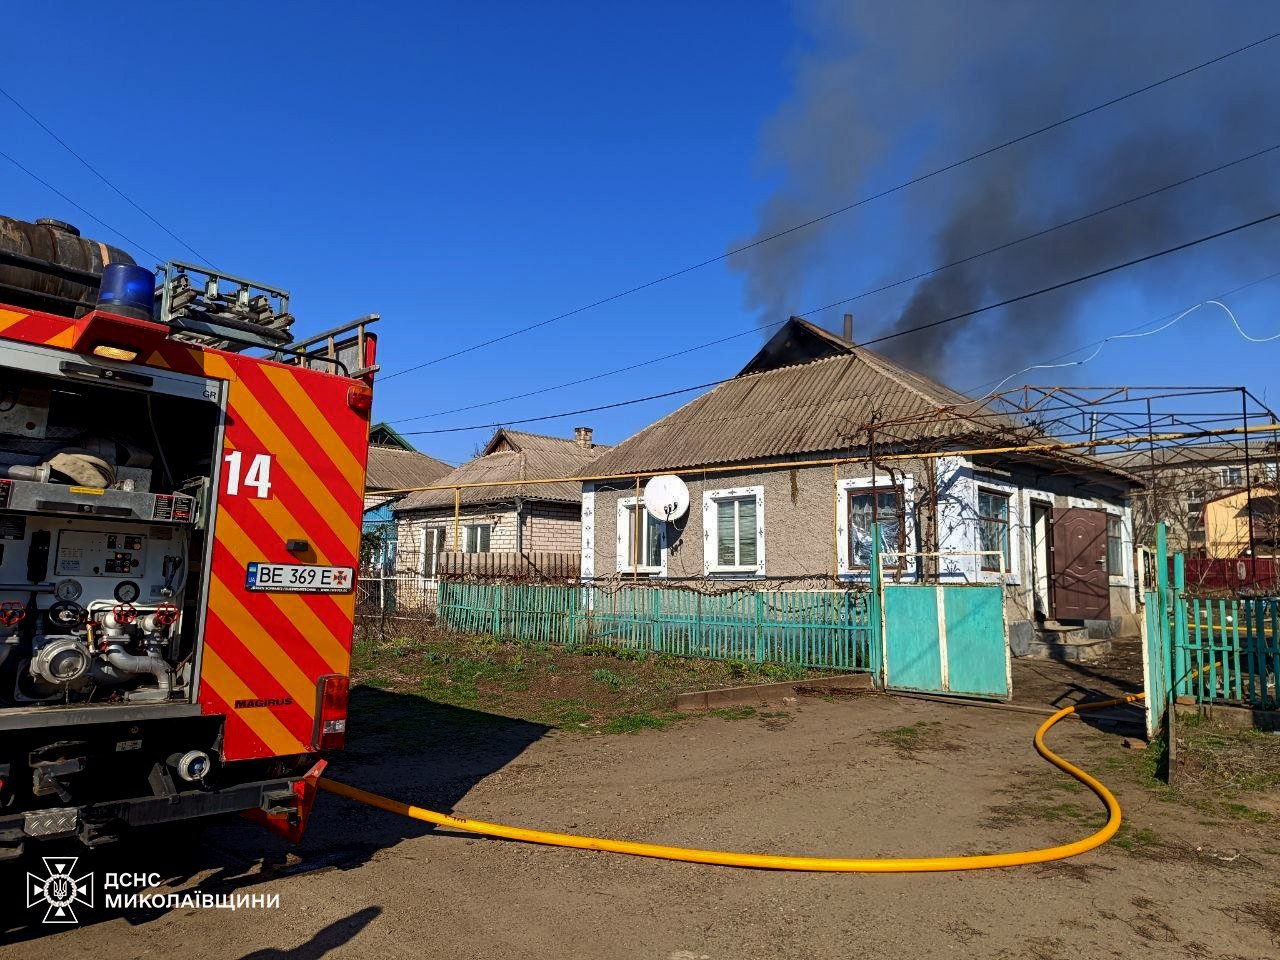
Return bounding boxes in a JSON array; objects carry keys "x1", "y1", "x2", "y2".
[{"x1": 0, "y1": 759, "x2": 327, "y2": 859}]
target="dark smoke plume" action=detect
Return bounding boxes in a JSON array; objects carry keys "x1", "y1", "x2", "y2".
[{"x1": 729, "y1": 1, "x2": 1280, "y2": 382}]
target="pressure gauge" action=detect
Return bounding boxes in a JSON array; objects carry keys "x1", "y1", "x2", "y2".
[
  {"x1": 54, "y1": 579, "x2": 83, "y2": 602},
  {"x1": 114, "y1": 581, "x2": 141, "y2": 604}
]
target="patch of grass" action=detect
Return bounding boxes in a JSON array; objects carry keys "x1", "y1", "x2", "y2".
[
  {"x1": 1039, "y1": 802, "x2": 1086, "y2": 822},
  {"x1": 602, "y1": 712, "x2": 680, "y2": 734},
  {"x1": 591, "y1": 668, "x2": 623, "y2": 691},
  {"x1": 1221, "y1": 802, "x2": 1273, "y2": 823},
  {"x1": 758, "y1": 709, "x2": 795, "y2": 731},
  {"x1": 536, "y1": 698, "x2": 594, "y2": 728},
  {"x1": 350, "y1": 623, "x2": 831, "y2": 737},
  {"x1": 873, "y1": 720, "x2": 953, "y2": 755},
  {"x1": 708, "y1": 706, "x2": 756, "y2": 721},
  {"x1": 576, "y1": 643, "x2": 648, "y2": 661},
  {"x1": 1111, "y1": 823, "x2": 1161, "y2": 853}
]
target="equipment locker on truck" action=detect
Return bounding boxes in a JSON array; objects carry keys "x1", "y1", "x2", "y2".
[{"x1": 0, "y1": 215, "x2": 375, "y2": 858}]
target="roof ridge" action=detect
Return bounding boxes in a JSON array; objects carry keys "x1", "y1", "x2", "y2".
[{"x1": 853, "y1": 347, "x2": 961, "y2": 408}]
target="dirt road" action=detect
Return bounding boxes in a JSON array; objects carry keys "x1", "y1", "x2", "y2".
[{"x1": 3, "y1": 691, "x2": 1276, "y2": 959}]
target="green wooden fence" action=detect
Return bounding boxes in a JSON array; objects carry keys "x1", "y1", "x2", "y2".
[
  {"x1": 1174, "y1": 594, "x2": 1279, "y2": 710},
  {"x1": 436, "y1": 580, "x2": 876, "y2": 672}
]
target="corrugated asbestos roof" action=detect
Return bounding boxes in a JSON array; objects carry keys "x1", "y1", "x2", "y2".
[
  {"x1": 396, "y1": 429, "x2": 608, "y2": 511},
  {"x1": 583, "y1": 317, "x2": 1136, "y2": 490},
  {"x1": 365, "y1": 445, "x2": 452, "y2": 491},
  {"x1": 585, "y1": 319, "x2": 1004, "y2": 475}
]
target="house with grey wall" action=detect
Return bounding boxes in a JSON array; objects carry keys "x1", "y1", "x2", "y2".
[{"x1": 578, "y1": 317, "x2": 1142, "y2": 659}]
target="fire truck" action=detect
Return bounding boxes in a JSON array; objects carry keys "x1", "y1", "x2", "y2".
[{"x1": 0, "y1": 215, "x2": 374, "y2": 858}]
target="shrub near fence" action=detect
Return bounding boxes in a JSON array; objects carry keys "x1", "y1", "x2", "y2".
[{"x1": 436, "y1": 580, "x2": 876, "y2": 672}]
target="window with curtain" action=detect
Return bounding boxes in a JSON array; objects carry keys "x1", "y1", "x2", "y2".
[
  {"x1": 847, "y1": 486, "x2": 904, "y2": 568},
  {"x1": 714, "y1": 496, "x2": 758, "y2": 570},
  {"x1": 977, "y1": 489, "x2": 1010, "y2": 572},
  {"x1": 622, "y1": 503, "x2": 663, "y2": 571},
  {"x1": 463, "y1": 523, "x2": 491, "y2": 554}
]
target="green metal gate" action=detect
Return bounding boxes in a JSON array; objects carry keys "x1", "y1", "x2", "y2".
[{"x1": 874, "y1": 529, "x2": 1011, "y2": 701}]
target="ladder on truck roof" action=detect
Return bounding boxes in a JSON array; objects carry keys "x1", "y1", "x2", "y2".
[{"x1": 158, "y1": 261, "x2": 378, "y2": 378}]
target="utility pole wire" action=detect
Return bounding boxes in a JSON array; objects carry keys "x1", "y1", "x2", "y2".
[
  {"x1": 383, "y1": 28, "x2": 1280, "y2": 380},
  {"x1": 0, "y1": 85, "x2": 214, "y2": 267},
  {"x1": 0, "y1": 148, "x2": 165, "y2": 263},
  {"x1": 401, "y1": 207, "x2": 1280, "y2": 436},
  {"x1": 391, "y1": 141, "x2": 1280, "y2": 424}
]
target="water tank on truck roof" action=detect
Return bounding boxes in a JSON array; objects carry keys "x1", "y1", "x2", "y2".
[{"x1": 0, "y1": 215, "x2": 135, "y2": 318}]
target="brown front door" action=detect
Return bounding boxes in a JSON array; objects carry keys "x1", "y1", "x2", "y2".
[{"x1": 1051, "y1": 507, "x2": 1111, "y2": 620}]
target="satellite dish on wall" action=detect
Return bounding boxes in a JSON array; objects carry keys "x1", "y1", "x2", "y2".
[{"x1": 644, "y1": 475, "x2": 689, "y2": 522}]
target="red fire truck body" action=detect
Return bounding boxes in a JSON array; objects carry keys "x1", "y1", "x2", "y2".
[{"x1": 0, "y1": 216, "x2": 372, "y2": 856}]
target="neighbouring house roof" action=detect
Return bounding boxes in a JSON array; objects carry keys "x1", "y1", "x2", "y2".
[
  {"x1": 584, "y1": 317, "x2": 1137, "y2": 491},
  {"x1": 396, "y1": 428, "x2": 608, "y2": 511},
  {"x1": 1098, "y1": 441, "x2": 1279, "y2": 473},
  {"x1": 365, "y1": 445, "x2": 453, "y2": 493},
  {"x1": 368, "y1": 422, "x2": 417, "y2": 451},
  {"x1": 1202, "y1": 483, "x2": 1280, "y2": 508}
]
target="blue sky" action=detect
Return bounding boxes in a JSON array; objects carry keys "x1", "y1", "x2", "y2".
[{"x1": 4, "y1": 2, "x2": 1278, "y2": 465}]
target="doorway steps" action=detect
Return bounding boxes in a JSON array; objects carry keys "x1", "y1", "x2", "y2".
[{"x1": 1024, "y1": 621, "x2": 1112, "y2": 663}]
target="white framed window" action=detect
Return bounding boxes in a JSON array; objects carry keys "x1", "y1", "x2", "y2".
[
  {"x1": 616, "y1": 497, "x2": 666, "y2": 575},
  {"x1": 421, "y1": 527, "x2": 444, "y2": 578},
  {"x1": 463, "y1": 523, "x2": 491, "y2": 554},
  {"x1": 976, "y1": 488, "x2": 1011, "y2": 573},
  {"x1": 703, "y1": 486, "x2": 765, "y2": 576},
  {"x1": 836, "y1": 475, "x2": 915, "y2": 578},
  {"x1": 1105, "y1": 507, "x2": 1132, "y2": 585},
  {"x1": 974, "y1": 477, "x2": 1019, "y2": 584}
]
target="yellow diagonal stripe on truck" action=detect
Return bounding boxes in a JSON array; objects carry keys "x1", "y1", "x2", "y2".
[
  {"x1": 224, "y1": 381, "x2": 358, "y2": 546},
  {"x1": 213, "y1": 511, "x2": 349, "y2": 673},
  {"x1": 249, "y1": 496, "x2": 333, "y2": 565},
  {"x1": 259, "y1": 365, "x2": 365, "y2": 497},
  {"x1": 208, "y1": 572, "x2": 318, "y2": 711},
  {"x1": 200, "y1": 646, "x2": 304, "y2": 756}
]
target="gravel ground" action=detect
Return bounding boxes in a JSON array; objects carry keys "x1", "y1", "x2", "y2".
[{"x1": 3, "y1": 687, "x2": 1277, "y2": 959}]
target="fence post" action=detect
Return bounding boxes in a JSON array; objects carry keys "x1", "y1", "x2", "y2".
[
  {"x1": 1171, "y1": 551, "x2": 1185, "y2": 707},
  {"x1": 870, "y1": 522, "x2": 885, "y2": 684},
  {"x1": 1155, "y1": 523, "x2": 1171, "y2": 700},
  {"x1": 651, "y1": 586, "x2": 661, "y2": 654},
  {"x1": 754, "y1": 591, "x2": 765, "y2": 664}
]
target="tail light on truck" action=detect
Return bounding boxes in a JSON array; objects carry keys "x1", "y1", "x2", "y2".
[{"x1": 312, "y1": 674, "x2": 349, "y2": 750}]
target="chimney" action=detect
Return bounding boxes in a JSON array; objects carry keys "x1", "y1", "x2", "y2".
[
  {"x1": 573, "y1": 426, "x2": 594, "y2": 449},
  {"x1": 842, "y1": 313, "x2": 854, "y2": 342}
]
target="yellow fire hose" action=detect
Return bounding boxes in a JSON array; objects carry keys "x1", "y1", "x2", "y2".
[{"x1": 317, "y1": 692, "x2": 1144, "y2": 873}]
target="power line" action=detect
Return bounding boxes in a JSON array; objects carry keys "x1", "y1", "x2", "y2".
[
  {"x1": 391, "y1": 141, "x2": 1280, "y2": 424},
  {"x1": 382, "y1": 28, "x2": 1280, "y2": 381},
  {"x1": 400, "y1": 207, "x2": 1280, "y2": 435},
  {"x1": 0, "y1": 85, "x2": 214, "y2": 267},
  {"x1": 959, "y1": 267, "x2": 1280, "y2": 395},
  {"x1": 0, "y1": 148, "x2": 165, "y2": 263}
]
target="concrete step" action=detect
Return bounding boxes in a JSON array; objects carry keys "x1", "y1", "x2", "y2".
[{"x1": 1022, "y1": 631, "x2": 1113, "y2": 663}]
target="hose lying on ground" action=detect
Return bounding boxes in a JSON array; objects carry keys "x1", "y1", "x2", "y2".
[{"x1": 317, "y1": 692, "x2": 1145, "y2": 873}]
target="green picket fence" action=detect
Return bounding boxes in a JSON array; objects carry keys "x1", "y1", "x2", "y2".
[
  {"x1": 1174, "y1": 595, "x2": 1279, "y2": 710},
  {"x1": 436, "y1": 580, "x2": 876, "y2": 672}
]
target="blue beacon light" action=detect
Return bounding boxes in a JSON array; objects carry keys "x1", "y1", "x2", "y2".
[{"x1": 95, "y1": 263, "x2": 156, "y2": 322}]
